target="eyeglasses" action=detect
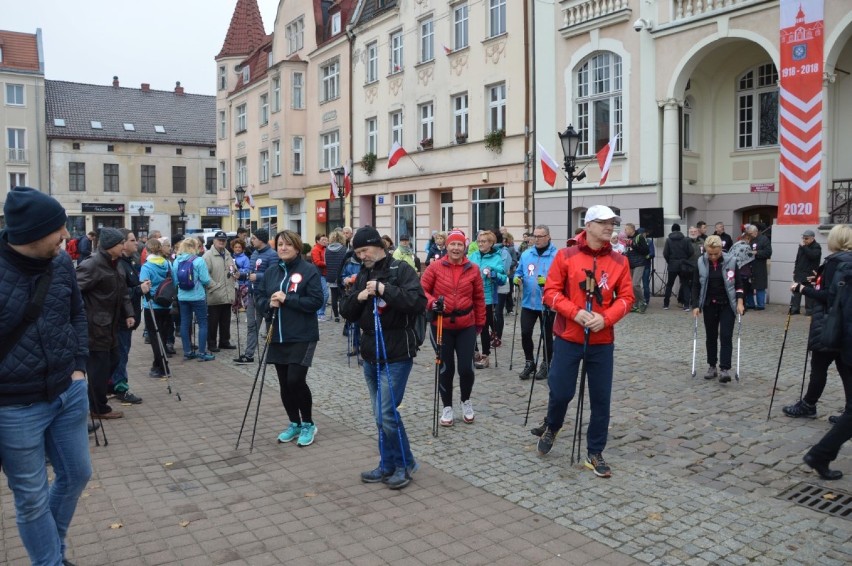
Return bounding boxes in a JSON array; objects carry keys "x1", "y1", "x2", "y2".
[
  {"x1": 533, "y1": 235, "x2": 548, "y2": 239},
  {"x1": 591, "y1": 220, "x2": 619, "y2": 227}
]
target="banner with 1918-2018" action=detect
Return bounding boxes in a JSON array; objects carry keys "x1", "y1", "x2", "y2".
[{"x1": 777, "y1": 0, "x2": 824, "y2": 225}]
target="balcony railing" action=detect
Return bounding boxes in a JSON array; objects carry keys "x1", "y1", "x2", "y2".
[
  {"x1": 7, "y1": 148, "x2": 27, "y2": 162},
  {"x1": 560, "y1": 0, "x2": 631, "y2": 30},
  {"x1": 829, "y1": 178, "x2": 852, "y2": 225},
  {"x1": 666, "y1": 0, "x2": 772, "y2": 26}
]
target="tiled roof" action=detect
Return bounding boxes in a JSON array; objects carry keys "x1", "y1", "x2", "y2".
[
  {"x1": 353, "y1": 0, "x2": 397, "y2": 26},
  {"x1": 229, "y1": 36, "x2": 273, "y2": 96},
  {"x1": 316, "y1": 0, "x2": 357, "y2": 48},
  {"x1": 0, "y1": 30, "x2": 42, "y2": 73},
  {"x1": 217, "y1": 0, "x2": 267, "y2": 59},
  {"x1": 44, "y1": 80, "x2": 215, "y2": 146}
]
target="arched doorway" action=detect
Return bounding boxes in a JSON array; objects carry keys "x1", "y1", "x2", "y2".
[{"x1": 740, "y1": 206, "x2": 777, "y2": 238}]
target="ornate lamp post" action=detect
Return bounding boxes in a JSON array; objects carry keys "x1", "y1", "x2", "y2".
[
  {"x1": 177, "y1": 198, "x2": 187, "y2": 235},
  {"x1": 332, "y1": 167, "x2": 346, "y2": 230},
  {"x1": 234, "y1": 185, "x2": 246, "y2": 230},
  {"x1": 138, "y1": 205, "x2": 147, "y2": 238},
  {"x1": 558, "y1": 124, "x2": 584, "y2": 237}
]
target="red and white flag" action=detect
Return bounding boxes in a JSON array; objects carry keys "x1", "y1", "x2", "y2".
[
  {"x1": 244, "y1": 186, "x2": 255, "y2": 208},
  {"x1": 442, "y1": 44, "x2": 452, "y2": 55},
  {"x1": 329, "y1": 170, "x2": 339, "y2": 201},
  {"x1": 538, "y1": 143, "x2": 560, "y2": 187},
  {"x1": 388, "y1": 141, "x2": 407, "y2": 169},
  {"x1": 596, "y1": 133, "x2": 621, "y2": 186},
  {"x1": 343, "y1": 162, "x2": 352, "y2": 196}
]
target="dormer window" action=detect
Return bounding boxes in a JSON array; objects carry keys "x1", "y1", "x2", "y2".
[
  {"x1": 331, "y1": 13, "x2": 341, "y2": 35},
  {"x1": 242, "y1": 66, "x2": 250, "y2": 84}
]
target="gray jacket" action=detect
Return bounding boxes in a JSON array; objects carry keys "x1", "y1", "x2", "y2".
[{"x1": 696, "y1": 252, "x2": 739, "y2": 314}]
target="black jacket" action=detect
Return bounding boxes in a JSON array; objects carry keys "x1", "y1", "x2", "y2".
[
  {"x1": 340, "y1": 255, "x2": 427, "y2": 363},
  {"x1": 0, "y1": 236, "x2": 88, "y2": 405},
  {"x1": 119, "y1": 254, "x2": 143, "y2": 330},
  {"x1": 256, "y1": 256, "x2": 323, "y2": 344},
  {"x1": 802, "y1": 251, "x2": 852, "y2": 352},
  {"x1": 751, "y1": 234, "x2": 772, "y2": 288},
  {"x1": 76, "y1": 249, "x2": 133, "y2": 351},
  {"x1": 625, "y1": 233, "x2": 649, "y2": 269},
  {"x1": 663, "y1": 231, "x2": 693, "y2": 272},
  {"x1": 716, "y1": 232, "x2": 734, "y2": 251},
  {"x1": 793, "y1": 240, "x2": 822, "y2": 283}
]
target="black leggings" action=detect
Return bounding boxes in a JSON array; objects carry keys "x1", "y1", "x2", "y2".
[
  {"x1": 436, "y1": 326, "x2": 476, "y2": 407},
  {"x1": 520, "y1": 308, "x2": 554, "y2": 363},
  {"x1": 804, "y1": 350, "x2": 852, "y2": 410},
  {"x1": 274, "y1": 364, "x2": 313, "y2": 424},
  {"x1": 144, "y1": 308, "x2": 172, "y2": 371},
  {"x1": 480, "y1": 305, "x2": 495, "y2": 355},
  {"x1": 494, "y1": 294, "x2": 508, "y2": 339},
  {"x1": 702, "y1": 302, "x2": 735, "y2": 370},
  {"x1": 330, "y1": 286, "x2": 341, "y2": 318}
]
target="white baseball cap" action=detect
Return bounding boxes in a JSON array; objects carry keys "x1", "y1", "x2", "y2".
[{"x1": 584, "y1": 205, "x2": 622, "y2": 224}]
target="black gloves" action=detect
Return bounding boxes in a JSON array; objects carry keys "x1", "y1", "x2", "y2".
[{"x1": 432, "y1": 296, "x2": 445, "y2": 314}]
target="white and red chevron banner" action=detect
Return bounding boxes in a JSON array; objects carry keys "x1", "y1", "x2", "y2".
[{"x1": 778, "y1": 0, "x2": 824, "y2": 225}]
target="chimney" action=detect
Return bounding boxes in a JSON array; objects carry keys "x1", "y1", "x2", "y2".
[
  {"x1": 174, "y1": 81, "x2": 184, "y2": 96},
  {"x1": 112, "y1": 76, "x2": 119, "y2": 88},
  {"x1": 141, "y1": 83, "x2": 150, "y2": 92}
]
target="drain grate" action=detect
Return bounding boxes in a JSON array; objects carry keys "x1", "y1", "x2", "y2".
[{"x1": 778, "y1": 482, "x2": 852, "y2": 520}]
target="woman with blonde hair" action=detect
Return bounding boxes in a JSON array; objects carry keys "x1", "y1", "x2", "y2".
[{"x1": 171, "y1": 237, "x2": 213, "y2": 361}]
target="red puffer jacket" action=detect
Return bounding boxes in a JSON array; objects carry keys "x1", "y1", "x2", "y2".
[
  {"x1": 420, "y1": 257, "x2": 485, "y2": 330},
  {"x1": 543, "y1": 232, "x2": 633, "y2": 345}
]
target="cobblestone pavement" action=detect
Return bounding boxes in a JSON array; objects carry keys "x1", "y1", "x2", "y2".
[{"x1": 2, "y1": 302, "x2": 851, "y2": 565}]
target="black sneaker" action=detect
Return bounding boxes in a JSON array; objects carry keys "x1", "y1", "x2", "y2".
[
  {"x1": 537, "y1": 428, "x2": 558, "y2": 455},
  {"x1": 530, "y1": 420, "x2": 547, "y2": 437},
  {"x1": 233, "y1": 355, "x2": 254, "y2": 364},
  {"x1": 165, "y1": 344, "x2": 176, "y2": 356},
  {"x1": 114, "y1": 391, "x2": 143, "y2": 404},
  {"x1": 148, "y1": 368, "x2": 165, "y2": 379},
  {"x1": 518, "y1": 360, "x2": 536, "y2": 380},
  {"x1": 360, "y1": 466, "x2": 392, "y2": 484},
  {"x1": 534, "y1": 362, "x2": 549, "y2": 381},
  {"x1": 585, "y1": 452, "x2": 612, "y2": 478},
  {"x1": 782, "y1": 399, "x2": 817, "y2": 419}
]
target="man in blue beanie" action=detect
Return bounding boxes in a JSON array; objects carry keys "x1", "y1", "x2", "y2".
[{"x1": 0, "y1": 186, "x2": 92, "y2": 566}]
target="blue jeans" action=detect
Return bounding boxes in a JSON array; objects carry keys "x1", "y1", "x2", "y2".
[
  {"x1": 111, "y1": 327, "x2": 132, "y2": 392},
  {"x1": 317, "y1": 276, "x2": 329, "y2": 317},
  {"x1": 362, "y1": 359, "x2": 415, "y2": 472},
  {"x1": 545, "y1": 337, "x2": 614, "y2": 454},
  {"x1": 179, "y1": 299, "x2": 208, "y2": 356},
  {"x1": 0, "y1": 379, "x2": 92, "y2": 565}
]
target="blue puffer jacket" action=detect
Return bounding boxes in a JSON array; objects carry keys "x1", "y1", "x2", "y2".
[
  {"x1": 0, "y1": 237, "x2": 88, "y2": 405},
  {"x1": 140, "y1": 255, "x2": 171, "y2": 310},
  {"x1": 171, "y1": 253, "x2": 210, "y2": 302},
  {"x1": 514, "y1": 242, "x2": 558, "y2": 311}
]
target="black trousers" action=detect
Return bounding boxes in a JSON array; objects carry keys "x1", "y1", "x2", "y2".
[
  {"x1": 808, "y1": 411, "x2": 852, "y2": 463},
  {"x1": 330, "y1": 285, "x2": 341, "y2": 318},
  {"x1": 144, "y1": 308, "x2": 172, "y2": 372},
  {"x1": 520, "y1": 308, "x2": 554, "y2": 364},
  {"x1": 207, "y1": 303, "x2": 232, "y2": 348},
  {"x1": 664, "y1": 270, "x2": 686, "y2": 307},
  {"x1": 87, "y1": 348, "x2": 119, "y2": 414},
  {"x1": 436, "y1": 326, "x2": 476, "y2": 407},
  {"x1": 702, "y1": 302, "x2": 735, "y2": 370},
  {"x1": 480, "y1": 305, "x2": 495, "y2": 356},
  {"x1": 803, "y1": 350, "x2": 852, "y2": 409},
  {"x1": 274, "y1": 364, "x2": 313, "y2": 424}
]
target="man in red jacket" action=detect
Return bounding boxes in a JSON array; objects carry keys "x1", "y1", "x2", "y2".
[
  {"x1": 533, "y1": 205, "x2": 634, "y2": 478},
  {"x1": 311, "y1": 234, "x2": 329, "y2": 320}
]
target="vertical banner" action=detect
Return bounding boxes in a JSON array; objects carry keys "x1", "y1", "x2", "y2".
[{"x1": 778, "y1": 0, "x2": 824, "y2": 224}]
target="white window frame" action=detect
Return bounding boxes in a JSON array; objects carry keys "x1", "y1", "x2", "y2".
[
  {"x1": 235, "y1": 103, "x2": 247, "y2": 133},
  {"x1": 242, "y1": 66, "x2": 250, "y2": 84},
  {"x1": 366, "y1": 41, "x2": 378, "y2": 84},
  {"x1": 272, "y1": 76, "x2": 281, "y2": 112},
  {"x1": 489, "y1": 0, "x2": 507, "y2": 37},
  {"x1": 320, "y1": 60, "x2": 340, "y2": 103},
  {"x1": 736, "y1": 63, "x2": 779, "y2": 150},
  {"x1": 320, "y1": 130, "x2": 340, "y2": 171},
  {"x1": 219, "y1": 110, "x2": 227, "y2": 139},
  {"x1": 394, "y1": 193, "x2": 416, "y2": 248},
  {"x1": 575, "y1": 52, "x2": 623, "y2": 156},
  {"x1": 236, "y1": 157, "x2": 247, "y2": 187},
  {"x1": 219, "y1": 160, "x2": 227, "y2": 189},
  {"x1": 272, "y1": 140, "x2": 281, "y2": 176},
  {"x1": 390, "y1": 111, "x2": 403, "y2": 146},
  {"x1": 331, "y1": 13, "x2": 341, "y2": 35},
  {"x1": 292, "y1": 72, "x2": 304, "y2": 109},
  {"x1": 453, "y1": 93, "x2": 468, "y2": 139},
  {"x1": 366, "y1": 117, "x2": 378, "y2": 155},
  {"x1": 218, "y1": 66, "x2": 227, "y2": 90},
  {"x1": 259, "y1": 206, "x2": 278, "y2": 234},
  {"x1": 9, "y1": 172, "x2": 26, "y2": 191},
  {"x1": 453, "y1": 3, "x2": 469, "y2": 50},
  {"x1": 260, "y1": 93, "x2": 269, "y2": 125},
  {"x1": 7, "y1": 128, "x2": 26, "y2": 162},
  {"x1": 471, "y1": 186, "x2": 505, "y2": 234},
  {"x1": 5, "y1": 84, "x2": 24, "y2": 106},
  {"x1": 260, "y1": 151, "x2": 270, "y2": 183},
  {"x1": 390, "y1": 30, "x2": 404, "y2": 74},
  {"x1": 419, "y1": 102, "x2": 434, "y2": 143},
  {"x1": 286, "y1": 17, "x2": 304, "y2": 54},
  {"x1": 683, "y1": 96, "x2": 694, "y2": 152},
  {"x1": 487, "y1": 83, "x2": 506, "y2": 132},
  {"x1": 420, "y1": 18, "x2": 434, "y2": 63},
  {"x1": 292, "y1": 136, "x2": 304, "y2": 174}
]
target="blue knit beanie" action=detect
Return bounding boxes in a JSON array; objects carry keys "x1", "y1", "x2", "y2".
[{"x1": 3, "y1": 186, "x2": 67, "y2": 245}]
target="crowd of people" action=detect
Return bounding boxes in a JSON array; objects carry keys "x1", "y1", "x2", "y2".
[{"x1": 2, "y1": 184, "x2": 852, "y2": 565}]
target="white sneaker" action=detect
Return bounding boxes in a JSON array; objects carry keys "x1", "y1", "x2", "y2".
[
  {"x1": 440, "y1": 406, "x2": 454, "y2": 427},
  {"x1": 462, "y1": 400, "x2": 475, "y2": 424}
]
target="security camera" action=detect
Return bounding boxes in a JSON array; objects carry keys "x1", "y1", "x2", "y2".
[{"x1": 633, "y1": 18, "x2": 649, "y2": 32}]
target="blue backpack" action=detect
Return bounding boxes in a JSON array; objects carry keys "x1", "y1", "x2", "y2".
[{"x1": 176, "y1": 258, "x2": 196, "y2": 291}]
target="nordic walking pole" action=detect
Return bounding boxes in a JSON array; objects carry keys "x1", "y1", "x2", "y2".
[
  {"x1": 509, "y1": 283, "x2": 520, "y2": 370},
  {"x1": 767, "y1": 304, "x2": 794, "y2": 419},
  {"x1": 144, "y1": 293, "x2": 178, "y2": 400},
  {"x1": 375, "y1": 297, "x2": 410, "y2": 476},
  {"x1": 236, "y1": 309, "x2": 276, "y2": 451},
  {"x1": 87, "y1": 382, "x2": 107, "y2": 447},
  {"x1": 735, "y1": 312, "x2": 742, "y2": 382},
  {"x1": 691, "y1": 315, "x2": 698, "y2": 378},
  {"x1": 523, "y1": 311, "x2": 547, "y2": 426},
  {"x1": 432, "y1": 299, "x2": 444, "y2": 438},
  {"x1": 571, "y1": 268, "x2": 596, "y2": 465},
  {"x1": 799, "y1": 348, "x2": 810, "y2": 401}
]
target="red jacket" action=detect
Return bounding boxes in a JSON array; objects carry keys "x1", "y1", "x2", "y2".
[
  {"x1": 420, "y1": 256, "x2": 485, "y2": 330},
  {"x1": 543, "y1": 231, "x2": 633, "y2": 345},
  {"x1": 311, "y1": 243, "x2": 327, "y2": 276}
]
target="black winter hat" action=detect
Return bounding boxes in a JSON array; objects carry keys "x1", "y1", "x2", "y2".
[
  {"x1": 3, "y1": 186, "x2": 67, "y2": 245},
  {"x1": 671, "y1": 223, "x2": 681, "y2": 232},
  {"x1": 253, "y1": 228, "x2": 269, "y2": 244},
  {"x1": 99, "y1": 227, "x2": 125, "y2": 250},
  {"x1": 352, "y1": 226, "x2": 383, "y2": 249}
]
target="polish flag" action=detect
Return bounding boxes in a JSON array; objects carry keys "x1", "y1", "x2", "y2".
[
  {"x1": 538, "y1": 143, "x2": 560, "y2": 187},
  {"x1": 442, "y1": 44, "x2": 452, "y2": 55},
  {"x1": 244, "y1": 186, "x2": 255, "y2": 208},
  {"x1": 388, "y1": 141, "x2": 407, "y2": 169},
  {"x1": 596, "y1": 133, "x2": 621, "y2": 187},
  {"x1": 329, "y1": 170, "x2": 339, "y2": 201},
  {"x1": 343, "y1": 162, "x2": 352, "y2": 196}
]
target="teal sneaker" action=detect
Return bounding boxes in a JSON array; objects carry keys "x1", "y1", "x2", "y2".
[
  {"x1": 277, "y1": 422, "x2": 301, "y2": 443},
  {"x1": 297, "y1": 422, "x2": 317, "y2": 447}
]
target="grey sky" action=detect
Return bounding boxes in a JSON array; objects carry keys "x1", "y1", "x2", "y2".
[{"x1": 2, "y1": 0, "x2": 279, "y2": 96}]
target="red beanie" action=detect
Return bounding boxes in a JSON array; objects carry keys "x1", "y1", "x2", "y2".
[{"x1": 446, "y1": 230, "x2": 466, "y2": 245}]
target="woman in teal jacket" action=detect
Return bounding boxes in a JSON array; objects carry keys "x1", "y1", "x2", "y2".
[
  {"x1": 140, "y1": 238, "x2": 173, "y2": 377},
  {"x1": 171, "y1": 237, "x2": 212, "y2": 361},
  {"x1": 468, "y1": 230, "x2": 507, "y2": 369}
]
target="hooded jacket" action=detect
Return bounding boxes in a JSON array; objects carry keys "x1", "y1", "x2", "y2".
[
  {"x1": 140, "y1": 255, "x2": 171, "y2": 310},
  {"x1": 171, "y1": 253, "x2": 211, "y2": 302},
  {"x1": 663, "y1": 231, "x2": 693, "y2": 272},
  {"x1": 514, "y1": 242, "x2": 558, "y2": 311},
  {"x1": 543, "y1": 231, "x2": 633, "y2": 346},
  {"x1": 324, "y1": 242, "x2": 348, "y2": 287},
  {"x1": 802, "y1": 250, "x2": 852, "y2": 352},
  {"x1": 467, "y1": 247, "x2": 508, "y2": 305},
  {"x1": 203, "y1": 246, "x2": 236, "y2": 305}
]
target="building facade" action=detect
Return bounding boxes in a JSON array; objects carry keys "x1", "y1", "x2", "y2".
[
  {"x1": 0, "y1": 28, "x2": 47, "y2": 224},
  {"x1": 44, "y1": 79, "x2": 217, "y2": 238}
]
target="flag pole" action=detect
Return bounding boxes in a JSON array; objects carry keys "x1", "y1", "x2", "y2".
[{"x1": 406, "y1": 154, "x2": 424, "y2": 172}]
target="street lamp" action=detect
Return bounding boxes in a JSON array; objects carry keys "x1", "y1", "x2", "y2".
[
  {"x1": 558, "y1": 124, "x2": 585, "y2": 237},
  {"x1": 332, "y1": 167, "x2": 346, "y2": 230},
  {"x1": 177, "y1": 198, "x2": 187, "y2": 235},
  {"x1": 234, "y1": 185, "x2": 246, "y2": 230},
  {"x1": 138, "y1": 205, "x2": 147, "y2": 238}
]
